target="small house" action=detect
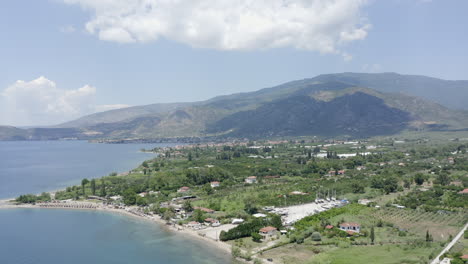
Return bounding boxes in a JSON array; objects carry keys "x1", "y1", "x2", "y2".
[
  {"x1": 194, "y1": 206, "x2": 215, "y2": 213},
  {"x1": 204, "y1": 218, "x2": 220, "y2": 226},
  {"x1": 458, "y1": 188, "x2": 468, "y2": 195},
  {"x1": 259, "y1": 226, "x2": 278, "y2": 240},
  {"x1": 187, "y1": 221, "x2": 202, "y2": 229},
  {"x1": 177, "y1": 186, "x2": 190, "y2": 193},
  {"x1": 210, "y1": 181, "x2": 220, "y2": 188},
  {"x1": 245, "y1": 176, "x2": 257, "y2": 184},
  {"x1": 339, "y1": 222, "x2": 360, "y2": 233},
  {"x1": 358, "y1": 199, "x2": 371, "y2": 206},
  {"x1": 232, "y1": 218, "x2": 244, "y2": 224}
]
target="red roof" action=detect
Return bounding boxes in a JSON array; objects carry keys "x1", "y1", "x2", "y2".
[
  {"x1": 340, "y1": 222, "x2": 360, "y2": 227},
  {"x1": 211, "y1": 181, "x2": 220, "y2": 184},
  {"x1": 458, "y1": 188, "x2": 468, "y2": 194},
  {"x1": 247, "y1": 176, "x2": 257, "y2": 179},
  {"x1": 461, "y1": 255, "x2": 468, "y2": 259},
  {"x1": 325, "y1": 225, "x2": 334, "y2": 229},
  {"x1": 259, "y1": 226, "x2": 277, "y2": 233}
]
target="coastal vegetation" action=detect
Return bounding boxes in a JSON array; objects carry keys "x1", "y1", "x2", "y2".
[{"x1": 15, "y1": 136, "x2": 468, "y2": 263}]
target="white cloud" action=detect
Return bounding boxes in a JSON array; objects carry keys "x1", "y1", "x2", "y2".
[
  {"x1": 63, "y1": 0, "x2": 370, "y2": 55},
  {"x1": 0, "y1": 77, "x2": 129, "y2": 126}
]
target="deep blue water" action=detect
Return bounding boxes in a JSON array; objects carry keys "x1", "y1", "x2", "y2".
[
  {"x1": 0, "y1": 209, "x2": 230, "y2": 264},
  {"x1": 0, "y1": 140, "x2": 166, "y2": 199},
  {"x1": 0, "y1": 141, "x2": 232, "y2": 264}
]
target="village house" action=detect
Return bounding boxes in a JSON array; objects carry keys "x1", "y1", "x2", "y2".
[
  {"x1": 290, "y1": 191, "x2": 307, "y2": 195},
  {"x1": 204, "y1": 218, "x2": 220, "y2": 226},
  {"x1": 231, "y1": 218, "x2": 244, "y2": 224},
  {"x1": 259, "y1": 226, "x2": 278, "y2": 240},
  {"x1": 210, "y1": 181, "x2": 220, "y2": 188},
  {"x1": 339, "y1": 222, "x2": 361, "y2": 233},
  {"x1": 245, "y1": 176, "x2": 257, "y2": 184},
  {"x1": 177, "y1": 186, "x2": 190, "y2": 193},
  {"x1": 187, "y1": 221, "x2": 202, "y2": 229},
  {"x1": 356, "y1": 166, "x2": 366, "y2": 171},
  {"x1": 358, "y1": 199, "x2": 372, "y2": 206},
  {"x1": 458, "y1": 188, "x2": 468, "y2": 195},
  {"x1": 194, "y1": 206, "x2": 215, "y2": 213}
]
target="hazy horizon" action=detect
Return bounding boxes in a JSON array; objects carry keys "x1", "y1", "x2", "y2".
[{"x1": 1, "y1": 0, "x2": 468, "y2": 126}]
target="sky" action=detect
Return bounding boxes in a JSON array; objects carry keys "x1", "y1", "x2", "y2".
[{"x1": 1, "y1": 0, "x2": 467, "y2": 126}]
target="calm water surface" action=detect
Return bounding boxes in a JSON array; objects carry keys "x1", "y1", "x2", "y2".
[
  {"x1": 0, "y1": 209, "x2": 231, "y2": 264},
  {"x1": 0, "y1": 140, "x2": 167, "y2": 199},
  {"x1": 0, "y1": 141, "x2": 232, "y2": 264}
]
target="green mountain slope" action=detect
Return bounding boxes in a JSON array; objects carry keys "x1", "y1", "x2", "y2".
[{"x1": 2, "y1": 73, "x2": 467, "y2": 141}]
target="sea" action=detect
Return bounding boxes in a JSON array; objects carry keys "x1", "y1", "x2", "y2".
[{"x1": 0, "y1": 140, "x2": 232, "y2": 264}]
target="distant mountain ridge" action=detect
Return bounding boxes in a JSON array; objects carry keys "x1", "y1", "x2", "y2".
[{"x1": 1, "y1": 72, "x2": 467, "y2": 140}]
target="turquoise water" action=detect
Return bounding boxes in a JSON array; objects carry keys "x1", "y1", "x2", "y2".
[
  {"x1": 0, "y1": 141, "x2": 232, "y2": 264},
  {"x1": 0, "y1": 209, "x2": 231, "y2": 264}
]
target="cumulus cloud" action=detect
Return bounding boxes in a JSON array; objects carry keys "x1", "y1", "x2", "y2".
[
  {"x1": 63, "y1": 0, "x2": 370, "y2": 55},
  {"x1": 0, "y1": 77, "x2": 129, "y2": 126}
]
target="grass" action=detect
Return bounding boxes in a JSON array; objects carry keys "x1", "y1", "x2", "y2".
[{"x1": 305, "y1": 244, "x2": 442, "y2": 264}]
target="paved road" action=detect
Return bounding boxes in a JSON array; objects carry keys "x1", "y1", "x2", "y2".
[{"x1": 431, "y1": 222, "x2": 468, "y2": 264}]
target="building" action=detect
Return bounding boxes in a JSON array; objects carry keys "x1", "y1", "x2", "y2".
[
  {"x1": 339, "y1": 222, "x2": 361, "y2": 233},
  {"x1": 177, "y1": 186, "x2": 190, "y2": 193},
  {"x1": 337, "y1": 170, "x2": 346, "y2": 175},
  {"x1": 358, "y1": 199, "x2": 372, "y2": 206},
  {"x1": 259, "y1": 226, "x2": 278, "y2": 240},
  {"x1": 325, "y1": 225, "x2": 334, "y2": 229},
  {"x1": 458, "y1": 188, "x2": 468, "y2": 194},
  {"x1": 231, "y1": 218, "x2": 244, "y2": 224},
  {"x1": 210, "y1": 181, "x2": 220, "y2": 188},
  {"x1": 204, "y1": 218, "x2": 220, "y2": 226},
  {"x1": 194, "y1": 206, "x2": 215, "y2": 213},
  {"x1": 187, "y1": 221, "x2": 202, "y2": 229},
  {"x1": 245, "y1": 176, "x2": 257, "y2": 184}
]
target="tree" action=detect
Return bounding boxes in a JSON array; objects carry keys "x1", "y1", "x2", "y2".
[
  {"x1": 183, "y1": 201, "x2": 193, "y2": 212},
  {"x1": 251, "y1": 232, "x2": 262, "y2": 242},
  {"x1": 123, "y1": 188, "x2": 137, "y2": 205},
  {"x1": 311, "y1": 232, "x2": 322, "y2": 241},
  {"x1": 193, "y1": 209, "x2": 205, "y2": 223},
  {"x1": 81, "y1": 178, "x2": 89, "y2": 195},
  {"x1": 100, "y1": 181, "x2": 107, "y2": 197},
  {"x1": 188, "y1": 152, "x2": 193, "y2": 161},
  {"x1": 370, "y1": 227, "x2": 375, "y2": 244},
  {"x1": 90, "y1": 179, "x2": 96, "y2": 195},
  {"x1": 436, "y1": 172, "x2": 450, "y2": 186},
  {"x1": 414, "y1": 173, "x2": 425, "y2": 185},
  {"x1": 202, "y1": 183, "x2": 214, "y2": 195},
  {"x1": 426, "y1": 230, "x2": 433, "y2": 242}
]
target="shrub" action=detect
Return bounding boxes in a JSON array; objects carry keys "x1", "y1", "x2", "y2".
[{"x1": 311, "y1": 232, "x2": 322, "y2": 241}]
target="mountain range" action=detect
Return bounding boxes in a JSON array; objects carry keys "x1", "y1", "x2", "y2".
[{"x1": 1, "y1": 72, "x2": 467, "y2": 141}]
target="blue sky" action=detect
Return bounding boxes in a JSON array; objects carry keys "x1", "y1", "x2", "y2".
[{"x1": 1, "y1": 0, "x2": 467, "y2": 126}]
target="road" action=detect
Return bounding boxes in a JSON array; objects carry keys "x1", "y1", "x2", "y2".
[{"x1": 430, "y1": 222, "x2": 468, "y2": 264}]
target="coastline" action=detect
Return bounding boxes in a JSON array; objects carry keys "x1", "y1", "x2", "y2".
[{"x1": 0, "y1": 199, "x2": 233, "y2": 257}]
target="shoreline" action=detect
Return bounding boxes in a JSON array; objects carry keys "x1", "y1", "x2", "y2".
[{"x1": 0, "y1": 199, "x2": 233, "y2": 257}]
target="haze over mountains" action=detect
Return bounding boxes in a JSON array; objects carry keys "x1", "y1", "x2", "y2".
[{"x1": 1, "y1": 72, "x2": 468, "y2": 141}]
